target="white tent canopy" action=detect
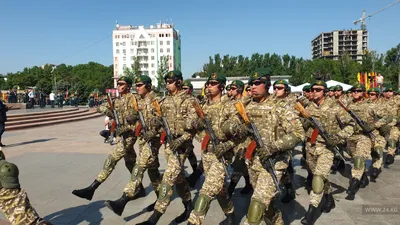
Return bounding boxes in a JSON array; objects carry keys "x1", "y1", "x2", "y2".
[{"x1": 291, "y1": 83, "x2": 310, "y2": 93}]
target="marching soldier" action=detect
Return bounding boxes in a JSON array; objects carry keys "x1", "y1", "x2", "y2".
[
  {"x1": 187, "y1": 73, "x2": 240, "y2": 225},
  {"x1": 300, "y1": 80, "x2": 354, "y2": 225},
  {"x1": 0, "y1": 149, "x2": 52, "y2": 225},
  {"x1": 327, "y1": 86, "x2": 335, "y2": 99},
  {"x1": 237, "y1": 73, "x2": 304, "y2": 225},
  {"x1": 382, "y1": 85, "x2": 400, "y2": 165},
  {"x1": 105, "y1": 75, "x2": 162, "y2": 216},
  {"x1": 72, "y1": 76, "x2": 143, "y2": 201},
  {"x1": 137, "y1": 71, "x2": 197, "y2": 225}
]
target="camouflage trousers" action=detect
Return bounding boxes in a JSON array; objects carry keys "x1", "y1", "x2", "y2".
[
  {"x1": 348, "y1": 134, "x2": 372, "y2": 180},
  {"x1": 231, "y1": 149, "x2": 249, "y2": 183},
  {"x1": 372, "y1": 130, "x2": 386, "y2": 169},
  {"x1": 96, "y1": 135, "x2": 137, "y2": 183},
  {"x1": 243, "y1": 156, "x2": 287, "y2": 225},
  {"x1": 0, "y1": 188, "x2": 42, "y2": 225},
  {"x1": 388, "y1": 126, "x2": 400, "y2": 155},
  {"x1": 123, "y1": 137, "x2": 161, "y2": 198},
  {"x1": 306, "y1": 142, "x2": 334, "y2": 208},
  {"x1": 185, "y1": 141, "x2": 198, "y2": 169},
  {"x1": 154, "y1": 141, "x2": 191, "y2": 214},
  {"x1": 188, "y1": 151, "x2": 233, "y2": 225}
]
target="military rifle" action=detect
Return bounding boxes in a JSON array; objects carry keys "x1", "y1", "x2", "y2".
[
  {"x1": 130, "y1": 95, "x2": 155, "y2": 157},
  {"x1": 337, "y1": 100, "x2": 375, "y2": 141},
  {"x1": 153, "y1": 99, "x2": 181, "y2": 166},
  {"x1": 107, "y1": 93, "x2": 126, "y2": 146},
  {"x1": 192, "y1": 99, "x2": 228, "y2": 177},
  {"x1": 295, "y1": 102, "x2": 346, "y2": 161},
  {"x1": 234, "y1": 101, "x2": 281, "y2": 193}
]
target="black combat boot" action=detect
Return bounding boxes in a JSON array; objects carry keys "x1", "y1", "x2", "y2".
[
  {"x1": 386, "y1": 154, "x2": 395, "y2": 165},
  {"x1": 146, "y1": 190, "x2": 159, "y2": 212},
  {"x1": 136, "y1": 210, "x2": 163, "y2": 225},
  {"x1": 191, "y1": 162, "x2": 197, "y2": 172},
  {"x1": 105, "y1": 184, "x2": 146, "y2": 216},
  {"x1": 359, "y1": 172, "x2": 369, "y2": 188},
  {"x1": 321, "y1": 193, "x2": 335, "y2": 213},
  {"x1": 370, "y1": 168, "x2": 381, "y2": 180},
  {"x1": 301, "y1": 205, "x2": 317, "y2": 225},
  {"x1": 305, "y1": 173, "x2": 313, "y2": 189},
  {"x1": 346, "y1": 178, "x2": 360, "y2": 197},
  {"x1": 222, "y1": 212, "x2": 234, "y2": 225},
  {"x1": 227, "y1": 181, "x2": 238, "y2": 197},
  {"x1": 72, "y1": 180, "x2": 101, "y2": 201},
  {"x1": 281, "y1": 182, "x2": 296, "y2": 203},
  {"x1": 186, "y1": 168, "x2": 202, "y2": 188},
  {"x1": 240, "y1": 175, "x2": 253, "y2": 195},
  {"x1": 174, "y1": 200, "x2": 194, "y2": 223}
]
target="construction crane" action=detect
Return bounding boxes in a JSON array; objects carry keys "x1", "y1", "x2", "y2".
[{"x1": 354, "y1": 0, "x2": 400, "y2": 30}]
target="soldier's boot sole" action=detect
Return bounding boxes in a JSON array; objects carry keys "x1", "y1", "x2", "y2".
[
  {"x1": 281, "y1": 183, "x2": 296, "y2": 204},
  {"x1": 72, "y1": 180, "x2": 101, "y2": 201},
  {"x1": 370, "y1": 168, "x2": 381, "y2": 181},
  {"x1": 136, "y1": 210, "x2": 163, "y2": 225},
  {"x1": 359, "y1": 173, "x2": 369, "y2": 188},
  {"x1": 301, "y1": 205, "x2": 317, "y2": 225},
  {"x1": 105, "y1": 193, "x2": 133, "y2": 216}
]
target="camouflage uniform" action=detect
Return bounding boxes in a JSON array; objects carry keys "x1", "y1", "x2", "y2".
[
  {"x1": 96, "y1": 93, "x2": 138, "y2": 183},
  {"x1": 381, "y1": 95, "x2": 400, "y2": 164},
  {"x1": 0, "y1": 158, "x2": 51, "y2": 225},
  {"x1": 303, "y1": 86, "x2": 354, "y2": 209},
  {"x1": 243, "y1": 94, "x2": 304, "y2": 225},
  {"x1": 188, "y1": 74, "x2": 239, "y2": 225}
]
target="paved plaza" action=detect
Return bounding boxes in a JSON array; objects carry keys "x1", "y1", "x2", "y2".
[{"x1": 1, "y1": 117, "x2": 400, "y2": 225}]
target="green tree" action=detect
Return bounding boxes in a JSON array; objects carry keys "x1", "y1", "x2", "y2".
[
  {"x1": 156, "y1": 56, "x2": 169, "y2": 92},
  {"x1": 124, "y1": 56, "x2": 141, "y2": 81}
]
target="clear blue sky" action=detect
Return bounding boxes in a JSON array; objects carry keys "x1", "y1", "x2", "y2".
[{"x1": 0, "y1": 0, "x2": 399, "y2": 78}]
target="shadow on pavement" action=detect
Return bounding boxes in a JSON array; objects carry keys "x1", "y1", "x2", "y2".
[
  {"x1": 44, "y1": 200, "x2": 105, "y2": 225},
  {"x1": 5, "y1": 138, "x2": 57, "y2": 148}
]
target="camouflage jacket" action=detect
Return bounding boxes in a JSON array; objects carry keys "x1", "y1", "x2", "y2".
[
  {"x1": 136, "y1": 91, "x2": 159, "y2": 132},
  {"x1": 305, "y1": 97, "x2": 354, "y2": 143},
  {"x1": 297, "y1": 95, "x2": 311, "y2": 108},
  {"x1": 97, "y1": 93, "x2": 137, "y2": 131},
  {"x1": 347, "y1": 99, "x2": 391, "y2": 134},
  {"x1": 160, "y1": 90, "x2": 197, "y2": 141},
  {"x1": 241, "y1": 95, "x2": 304, "y2": 156}
]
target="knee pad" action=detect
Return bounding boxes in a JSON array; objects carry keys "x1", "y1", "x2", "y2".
[
  {"x1": 312, "y1": 175, "x2": 325, "y2": 194},
  {"x1": 389, "y1": 139, "x2": 397, "y2": 148},
  {"x1": 147, "y1": 168, "x2": 161, "y2": 182},
  {"x1": 158, "y1": 182, "x2": 172, "y2": 202},
  {"x1": 103, "y1": 155, "x2": 117, "y2": 170},
  {"x1": 0, "y1": 160, "x2": 20, "y2": 189},
  {"x1": 131, "y1": 165, "x2": 145, "y2": 181},
  {"x1": 353, "y1": 156, "x2": 365, "y2": 169},
  {"x1": 194, "y1": 194, "x2": 211, "y2": 216},
  {"x1": 247, "y1": 198, "x2": 266, "y2": 225}
]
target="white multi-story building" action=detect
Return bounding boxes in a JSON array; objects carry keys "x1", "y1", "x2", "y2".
[{"x1": 112, "y1": 21, "x2": 181, "y2": 87}]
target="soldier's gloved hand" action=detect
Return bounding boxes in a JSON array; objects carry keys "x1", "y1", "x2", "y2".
[
  {"x1": 326, "y1": 134, "x2": 342, "y2": 147},
  {"x1": 214, "y1": 142, "x2": 232, "y2": 159},
  {"x1": 126, "y1": 113, "x2": 139, "y2": 125},
  {"x1": 149, "y1": 117, "x2": 162, "y2": 129},
  {"x1": 143, "y1": 130, "x2": 157, "y2": 142},
  {"x1": 363, "y1": 123, "x2": 375, "y2": 133},
  {"x1": 190, "y1": 118, "x2": 205, "y2": 131},
  {"x1": 379, "y1": 125, "x2": 391, "y2": 137},
  {"x1": 257, "y1": 146, "x2": 272, "y2": 161},
  {"x1": 222, "y1": 121, "x2": 249, "y2": 139},
  {"x1": 169, "y1": 137, "x2": 185, "y2": 152},
  {"x1": 116, "y1": 127, "x2": 132, "y2": 137}
]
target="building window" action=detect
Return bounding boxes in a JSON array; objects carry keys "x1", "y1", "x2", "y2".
[
  {"x1": 116, "y1": 42, "x2": 119, "y2": 46},
  {"x1": 123, "y1": 64, "x2": 127, "y2": 69},
  {"x1": 169, "y1": 55, "x2": 172, "y2": 60},
  {"x1": 167, "y1": 48, "x2": 170, "y2": 53},
  {"x1": 160, "y1": 41, "x2": 163, "y2": 45},
  {"x1": 169, "y1": 63, "x2": 172, "y2": 68},
  {"x1": 152, "y1": 71, "x2": 155, "y2": 75},
  {"x1": 131, "y1": 41, "x2": 134, "y2": 45},
  {"x1": 160, "y1": 48, "x2": 163, "y2": 53},
  {"x1": 123, "y1": 56, "x2": 126, "y2": 61},
  {"x1": 122, "y1": 42, "x2": 126, "y2": 46},
  {"x1": 151, "y1": 41, "x2": 154, "y2": 45},
  {"x1": 116, "y1": 49, "x2": 120, "y2": 54},
  {"x1": 123, "y1": 49, "x2": 126, "y2": 54},
  {"x1": 151, "y1": 63, "x2": 155, "y2": 68},
  {"x1": 134, "y1": 41, "x2": 137, "y2": 45},
  {"x1": 167, "y1": 41, "x2": 170, "y2": 45},
  {"x1": 151, "y1": 56, "x2": 155, "y2": 60},
  {"x1": 130, "y1": 49, "x2": 134, "y2": 54},
  {"x1": 114, "y1": 35, "x2": 118, "y2": 39},
  {"x1": 131, "y1": 56, "x2": 134, "y2": 60},
  {"x1": 151, "y1": 48, "x2": 155, "y2": 53}
]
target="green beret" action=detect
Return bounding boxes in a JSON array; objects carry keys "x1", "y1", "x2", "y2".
[
  {"x1": 302, "y1": 85, "x2": 311, "y2": 91},
  {"x1": 334, "y1": 85, "x2": 343, "y2": 91},
  {"x1": 182, "y1": 80, "x2": 193, "y2": 90},
  {"x1": 206, "y1": 72, "x2": 226, "y2": 84},
  {"x1": 367, "y1": 87, "x2": 380, "y2": 93},
  {"x1": 231, "y1": 80, "x2": 244, "y2": 89},
  {"x1": 248, "y1": 70, "x2": 263, "y2": 84},
  {"x1": 135, "y1": 75, "x2": 152, "y2": 84},
  {"x1": 117, "y1": 76, "x2": 133, "y2": 86},
  {"x1": 254, "y1": 68, "x2": 271, "y2": 77},
  {"x1": 351, "y1": 83, "x2": 366, "y2": 91},
  {"x1": 273, "y1": 79, "x2": 288, "y2": 86},
  {"x1": 328, "y1": 86, "x2": 335, "y2": 91},
  {"x1": 225, "y1": 84, "x2": 231, "y2": 91},
  {"x1": 311, "y1": 80, "x2": 327, "y2": 89},
  {"x1": 384, "y1": 85, "x2": 397, "y2": 92},
  {"x1": 164, "y1": 70, "x2": 183, "y2": 80}
]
